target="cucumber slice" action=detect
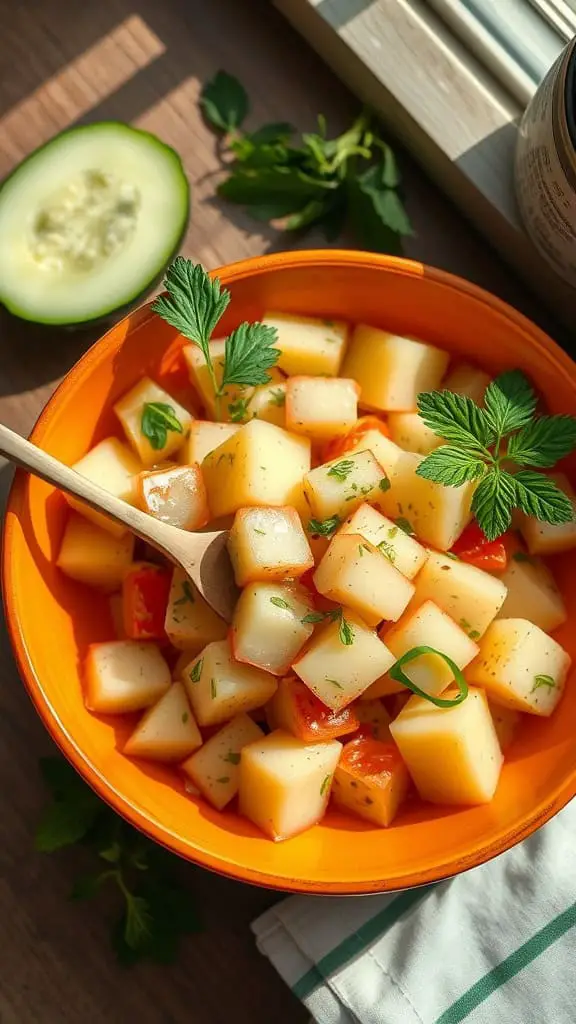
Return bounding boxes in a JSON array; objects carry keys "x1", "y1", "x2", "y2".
[{"x1": 0, "y1": 122, "x2": 190, "y2": 326}]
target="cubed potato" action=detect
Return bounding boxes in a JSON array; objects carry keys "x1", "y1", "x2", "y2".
[
  {"x1": 262, "y1": 312, "x2": 348, "y2": 377},
  {"x1": 181, "y1": 713, "x2": 264, "y2": 810},
  {"x1": 164, "y1": 567, "x2": 227, "y2": 652},
  {"x1": 230, "y1": 582, "x2": 314, "y2": 675},
  {"x1": 84, "y1": 640, "x2": 171, "y2": 713},
  {"x1": 114, "y1": 377, "x2": 193, "y2": 467},
  {"x1": 292, "y1": 612, "x2": 395, "y2": 710},
  {"x1": 123, "y1": 682, "x2": 202, "y2": 761},
  {"x1": 466, "y1": 618, "x2": 571, "y2": 716},
  {"x1": 381, "y1": 600, "x2": 479, "y2": 697},
  {"x1": 180, "y1": 421, "x2": 240, "y2": 465},
  {"x1": 183, "y1": 338, "x2": 253, "y2": 421},
  {"x1": 56, "y1": 513, "x2": 135, "y2": 590},
  {"x1": 238, "y1": 729, "x2": 342, "y2": 840},
  {"x1": 246, "y1": 381, "x2": 287, "y2": 427},
  {"x1": 313, "y1": 533, "x2": 415, "y2": 627},
  {"x1": 337, "y1": 503, "x2": 428, "y2": 580},
  {"x1": 519, "y1": 473, "x2": 576, "y2": 555},
  {"x1": 285, "y1": 377, "x2": 359, "y2": 440},
  {"x1": 341, "y1": 325, "x2": 449, "y2": 411},
  {"x1": 359, "y1": 673, "x2": 406, "y2": 700},
  {"x1": 353, "y1": 699, "x2": 392, "y2": 741},
  {"x1": 390, "y1": 687, "x2": 503, "y2": 805},
  {"x1": 66, "y1": 437, "x2": 141, "y2": 537},
  {"x1": 488, "y1": 701, "x2": 521, "y2": 752},
  {"x1": 408, "y1": 550, "x2": 507, "y2": 639},
  {"x1": 380, "y1": 449, "x2": 474, "y2": 550},
  {"x1": 182, "y1": 639, "x2": 277, "y2": 727},
  {"x1": 303, "y1": 450, "x2": 390, "y2": 521},
  {"x1": 387, "y1": 412, "x2": 442, "y2": 455},
  {"x1": 443, "y1": 363, "x2": 491, "y2": 405},
  {"x1": 332, "y1": 736, "x2": 409, "y2": 826},
  {"x1": 344, "y1": 431, "x2": 403, "y2": 479},
  {"x1": 202, "y1": 420, "x2": 311, "y2": 518},
  {"x1": 496, "y1": 551, "x2": 566, "y2": 633},
  {"x1": 267, "y1": 676, "x2": 359, "y2": 741},
  {"x1": 136, "y1": 464, "x2": 209, "y2": 530},
  {"x1": 227, "y1": 506, "x2": 313, "y2": 586}
]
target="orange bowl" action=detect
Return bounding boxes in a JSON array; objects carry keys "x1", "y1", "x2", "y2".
[{"x1": 4, "y1": 250, "x2": 576, "y2": 894}]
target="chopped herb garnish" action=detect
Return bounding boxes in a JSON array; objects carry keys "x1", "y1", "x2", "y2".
[
  {"x1": 459, "y1": 618, "x2": 472, "y2": 632},
  {"x1": 141, "y1": 402, "x2": 183, "y2": 451},
  {"x1": 389, "y1": 646, "x2": 469, "y2": 707},
  {"x1": 396, "y1": 517, "x2": 415, "y2": 536},
  {"x1": 323, "y1": 319, "x2": 334, "y2": 327},
  {"x1": 174, "y1": 580, "x2": 195, "y2": 606},
  {"x1": 210, "y1": 678, "x2": 217, "y2": 699},
  {"x1": 513, "y1": 551, "x2": 533, "y2": 563},
  {"x1": 445, "y1": 552, "x2": 460, "y2": 561},
  {"x1": 181, "y1": 712, "x2": 189, "y2": 724},
  {"x1": 387, "y1": 526, "x2": 399, "y2": 539},
  {"x1": 216, "y1": 776, "x2": 230, "y2": 784},
  {"x1": 228, "y1": 396, "x2": 251, "y2": 422},
  {"x1": 189, "y1": 659, "x2": 203, "y2": 683},
  {"x1": 223, "y1": 751, "x2": 241, "y2": 765},
  {"x1": 531, "y1": 674, "x2": 556, "y2": 693},
  {"x1": 307, "y1": 515, "x2": 341, "y2": 537},
  {"x1": 339, "y1": 615, "x2": 354, "y2": 646},
  {"x1": 379, "y1": 476, "x2": 391, "y2": 492},
  {"x1": 326, "y1": 678, "x2": 344, "y2": 689},
  {"x1": 378, "y1": 541, "x2": 396, "y2": 563},
  {"x1": 270, "y1": 596, "x2": 292, "y2": 610},
  {"x1": 253, "y1": 528, "x2": 266, "y2": 535},
  {"x1": 269, "y1": 388, "x2": 286, "y2": 407},
  {"x1": 327, "y1": 459, "x2": 355, "y2": 482},
  {"x1": 301, "y1": 611, "x2": 327, "y2": 624},
  {"x1": 469, "y1": 630, "x2": 481, "y2": 641},
  {"x1": 320, "y1": 774, "x2": 331, "y2": 797}
]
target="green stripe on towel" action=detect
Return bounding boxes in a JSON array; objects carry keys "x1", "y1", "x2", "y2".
[
  {"x1": 436, "y1": 900, "x2": 576, "y2": 1024},
  {"x1": 293, "y1": 885, "x2": 435, "y2": 1000}
]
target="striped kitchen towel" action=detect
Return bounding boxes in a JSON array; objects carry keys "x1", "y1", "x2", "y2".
[{"x1": 252, "y1": 798, "x2": 576, "y2": 1024}]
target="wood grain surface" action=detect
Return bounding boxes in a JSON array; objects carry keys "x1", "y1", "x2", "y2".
[{"x1": 0, "y1": 1, "x2": 566, "y2": 1022}]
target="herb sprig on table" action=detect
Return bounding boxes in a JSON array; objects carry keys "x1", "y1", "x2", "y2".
[
  {"x1": 199, "y1": 70, "x2": 413, "y2": 253},
  {"x1": 35, "y1": 757, "x2": 200, "y2": 965},
  {"x1": 416, "y1": 369, "x2": 576, "y2": 540}
]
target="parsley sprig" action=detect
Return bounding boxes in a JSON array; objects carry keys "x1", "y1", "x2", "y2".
[
  {"x1": 416, "y1": 370, "x2": 576, "y2": 540},
  {"x1": 302, "y1": 606, "x2": 354, "y2": 645},
  {"x1": 35, "y1": 757, "x2": 200, "y2": 965},
  {"x1": 152, "y1": 258, "x2": 280, "y2": 418}
]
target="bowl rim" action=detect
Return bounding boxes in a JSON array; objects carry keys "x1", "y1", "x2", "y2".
[{"x1": 4, "y1": 248, "x2": 576, "y2": 894}]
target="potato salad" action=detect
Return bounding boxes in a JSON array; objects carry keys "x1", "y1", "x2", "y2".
[{"x1": 55, "y1": 260, "x2": 576, "y2": 842}]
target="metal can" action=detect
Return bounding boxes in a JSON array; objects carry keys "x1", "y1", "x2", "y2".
[{"x1": 516, "y1": 37, "x2": 576, "y2": 288}]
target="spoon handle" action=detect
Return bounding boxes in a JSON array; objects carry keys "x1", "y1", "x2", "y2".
[{"x1": 0, "y1": 422, "x2": 171, "y2": 551}]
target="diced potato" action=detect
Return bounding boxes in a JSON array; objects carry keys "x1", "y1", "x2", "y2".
[
  {"x1": 443, "y1": 363, "x2": 491, "y2": 405},
  {"x1": 292, "y1": 612, "x2": 395, "y2": 710},
  {"x1": 238, "y1": 729, "x2": 342, "y2": 840},
  {"x1": 84, "y1": 640, "x2": 171, "y2": 713},
  {"x1": 380, "y1": 449, "x2": 474, "y2": 550},
  {"x1": 381, "y1": 600, "x2": 479, "y2": 697},
  {"x1": 387, "y1": 412, "x2": 442, "y2": 455},
  {"x1": 230, "y1": 582, "x2": 314, "y2": 675},
  {"x1": 353, "y1": 699, "x2": 392, "y2": 741},
  {"x1": 344, "y1": 431, "x2": 403, "y2": 479},
  {"x1": 408, "y1": 551, "x2": 507, "y2": 638},
  {"x1": 164, "y1": 567, "x2": 227, "y2": 652},
  {"x1": 180, "y1": 421, "x2": 240, "y2": 465},
  {"x1": 124, "y1": 682, "x2": 202, "y2": 761},
  {"x1": 227, "y1": 506, "x2": 313, "y2": 586},
  {"x1": 313, "y1": 533, "x2": 415, "y2": 627},
  {"x1": 390, "y1": 687, "x2": 503, "y2": 805},
  {"x1": 182, "y1": 639, "x2": 277, "y2": 727},
  {"x1": 267, "y1": 676, "x2": 359, "y2": 741},
  {"x1": 56, "y1": 513, "x2": 135, "y2": 590},
  {"x1": 337, "y1": 503, "x2": 428, "y2": 580},
  {"x1": 66, "y1": 437, "x2": 141, "y2": 537},
  {"x1": 519, "y1": 472, "x2": 576, "y2": 555},
  {"x1": 285, "y1": 377, "x2": 359, "y2": 440},
  {"x1": 181, "y1": 713, "x2": 264, "y2": 810},
  {"x1": 202, "y1": 420, "x2": 311, "y2": 518},
  {"x1": 183, "y1": 338, "x2": 253, "y2": 421},
  {"x1": 466, "y1": 618, "x2": 571, "y2": 716},
  {"x1": 246, "y1": 381, "x2": 287, "y2": 427},
  {"x1": 342, "y1": 325, "x2": 449, "y2": 411},
  {"x1": 496, "y1": 551, "x2": 566, "y2": 633},
  {"x1": 359, "y1": 673, "x2": 405, "y2": 700},
  {"x1": 332, "y1": 736, "x2": 409, "y2": 826},
  {"x1": 114, "y1": 377, "x2": 193, "y2": 466},
  {"x1": 488, "y1": 701, "x2": 521, "y2": 752},
  {"x1": 303, "y1": 450, "x2": 390, "y2": 521},
  {"x1": 262, "y1": 312, "x2": 348, "y2": 377},
  {"x1": 136, "y1": 464, "x2": 209, "y2": 530}
]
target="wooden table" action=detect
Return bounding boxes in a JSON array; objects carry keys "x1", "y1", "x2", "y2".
[{"x1": 0, "y1": 2, "x2": 564, "y2": 1022}]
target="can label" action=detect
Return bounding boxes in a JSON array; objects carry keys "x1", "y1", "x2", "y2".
[{"x1": 516, "y1": 47, "x2": 576, "y2": 287}]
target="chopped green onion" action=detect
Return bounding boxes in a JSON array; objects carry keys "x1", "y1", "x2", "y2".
[{"x1": 389, "y1": 645, "x2": 469, "y2": 707}]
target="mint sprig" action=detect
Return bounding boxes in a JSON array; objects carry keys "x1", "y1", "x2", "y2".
[{"x1": 417, "y1": 369, "x2": 576, "y2": 541}]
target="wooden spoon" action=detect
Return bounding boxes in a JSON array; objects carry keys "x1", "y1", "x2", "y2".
[{"x1": 0, "y1": 423, "x2": 238, "y2": 622}]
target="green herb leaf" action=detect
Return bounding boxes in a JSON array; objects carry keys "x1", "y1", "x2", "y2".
[
  {"x1": 223, "y1": 751, "x2": 241, "y2": 765},
  {"x1": 141, "y1": 402, "x2": 183, "y2": 451},
  {"x1": 189, "y1": 659, "x2": 203, "y2": 683},
  {"x1": 506, "y1": 416, "x2": 576, "y2": 468},
  {"x1": 70, "y1": 873, "x2": 106, "y2": 902},
  {"x1": 471, "y1": 468, "x2": 517, "y2": 542},
  {"x1": 387, "y1": 526, "x2": 398, "y2": 539},
  {"x1": 210, "y1": 678, "x2": 217, "y2": 699},
  {"x1": 221, "y1": 321, "x2": 280, "y2": 389},
  {"x1": 531, "y1": 674, "x2": 556, "y2": 692},
  {"x1": 379, "y1": 476, "x2": 391, "y2": 492},
  {"x1": 417, "y1": 446, "x2": 487, "y2": 487},
  {"x1": 347, "y1": 174, "x2": 404, "y2": 255},
  {"x1": 216, "y1": 776, "x2": 230, "y2": 784},
  {"x1": 358, "y1": 165, "x2": 413, "y2": 237},
  {"x1": 285, "y1": 198, "x2": 328, "y2": 231},
  {"x1": 483, "y1": 370, "x2": 537, "y2": 438},
  {"x1": 270, "y1": 596, "x2": 292, "y2": 610},
  {"x1": 301, "y1": 611, "x2": 328, "y2": 624},
  {"x1": 246, "y1": 122, "x2": 295, "y2": 146},
  {"x1": 513, "y1": 470, "x2": 574, "y2": 525},
  {"x1": 174, "y1": 580, "x2": 195, "y2": 606},
  {"x1": 269, "y1": 387, "x2": 286, "y2": 407},
  {"x1": 152, "y1": 259, "x2": 229, "y2": 366},
  {"x1": 199, "y1": 70, "x2": 249, "y2": 132},
  {"x1": 396, "y1": 517, "x2": 415, "y2": 536},
  {"x1": 389, "y1": 646, "x2": 469, "y2": 707},
  {"x1": 327, "y1": 459, "x2": 355, "y2": 481},
  {"x1": 218, "y1": 166, "x2": 327, "y2": 206},
  {"x1": 417, "y1": 391, "x2": 494, "y2": 453},
  {"x1": 320, "y1": 774, "x2": 331, "y2": 797},
  {"x1": 339, "y1": 615, "x2": 354, "y2": 646},
  {"x1": 512, "y1": 550, "x2": 533, "y2": 563},
  {"x1": 307, "y1": 515, "x2": 341, "y2": 537},
  {"x1": 326, "y1": 678, "x2": 343, "y2": 689},
  {"x1": 35, "y1": 796, "x2": 102, "y2": 853},
  {"x1": 378, "y1": 541, "x2": 396, "y2": 563},
  {"x1": 227, "y1": 396, "x2": 251, "y2": 422},
  {"x1": 123, "y1": 893, "x2": 153, "y2": 950}
]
